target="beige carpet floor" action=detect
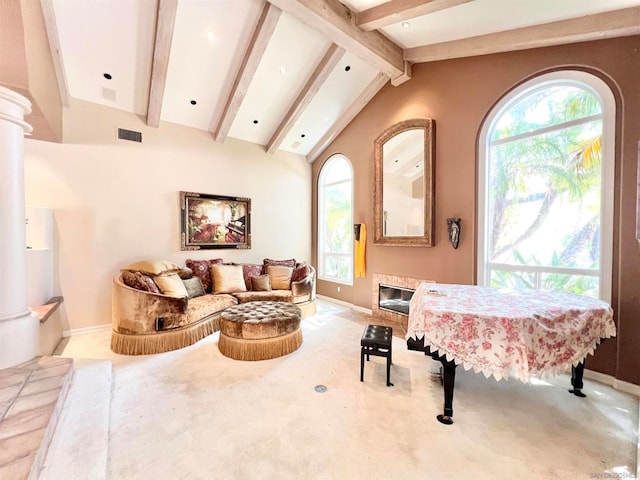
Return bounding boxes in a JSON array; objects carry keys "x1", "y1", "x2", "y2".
[{"x1": 56, "y1": 300, "x2": 638, "y2": 480}]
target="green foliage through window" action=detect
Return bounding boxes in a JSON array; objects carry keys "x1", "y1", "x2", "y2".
[
  {"x1": 319, "y1": 156, "x2": 353, "y2": 283},
  {"x1": 487, "y1": 82, "x2": 603, "y2": 298}
]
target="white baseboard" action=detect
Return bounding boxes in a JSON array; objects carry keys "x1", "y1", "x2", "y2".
[
  {"x1": 584, "y1": 369, "x2": 640, "y2": 397},
  {"x1": 62, "y1": 324, "x2": 111, "y2": 338},
  {"x1": 316, "y1": 295, "x2": 373, "y2": 315}
]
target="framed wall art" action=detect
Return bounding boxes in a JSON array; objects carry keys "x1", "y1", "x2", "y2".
[{"x1": 180, "y1": 191, "x2": 251, "y2": 250}]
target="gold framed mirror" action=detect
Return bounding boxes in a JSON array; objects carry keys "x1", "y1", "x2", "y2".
[{"x1": 373, "y1": 118, "x2": 435, "y2": 246}]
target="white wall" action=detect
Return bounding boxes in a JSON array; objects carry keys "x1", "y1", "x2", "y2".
[{"x1": 24, "y1": 99, "x2": 311, "y2": 330}]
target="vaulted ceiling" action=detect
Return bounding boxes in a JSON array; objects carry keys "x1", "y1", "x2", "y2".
[{"x1": 5, "y1": 0, "x2": 640, "y2": 161}]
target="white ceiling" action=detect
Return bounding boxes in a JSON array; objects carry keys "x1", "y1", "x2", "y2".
[
  {"x1": 49, "y1": 0, "x2": 640, "y2": 161},
  {"x1": 377, "y1": 0, "x2": 640, "y2": 48}
]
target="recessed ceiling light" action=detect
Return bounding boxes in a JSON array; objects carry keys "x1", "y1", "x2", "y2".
[
  {"x1": 190, "y1": 100, "x2": 197, "y2": 105},
  {"x1": 207, "y1": 32, "x2": 215, "y2": 41},
  {"x1": 103, "y1": 73, "x2": 112, "y2": 80},
  {"x1": 344, "y1": 65, "x2": 351, "y2": 72},
  {"x1": 253, "y1": 120, "x2": 259, "y2": 125},
  {"x1": 279, "y1": 66, "x2": 287, "y2": 75},
  {"x1": 402, "y1": 22, "x2": 411, "y2": 28}
]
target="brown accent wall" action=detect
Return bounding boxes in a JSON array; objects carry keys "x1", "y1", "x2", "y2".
[{"x1": 312, "y1": 36, "x2": 640, "y2": 385}]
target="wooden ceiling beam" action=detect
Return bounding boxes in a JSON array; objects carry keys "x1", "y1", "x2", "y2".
[
  {"x1": 267, "y1": 0, "x2": 409, "y2": 84},
  {"x1": 146, "y1": 0, "x2": 178, "y2": 128},
  {"x1": 214, "y1": 2, "x2": 281, "y2": 142},
  {"x1": 40, "y1": 0, "x2": 70, "y2": 107},
  {"x1": 306, "y1": 73, "x2": 388, "y2": 163},
  {"x1": 357, "y1": 0, "x2": 472, "y2": 32},
  {"x1": 405, "y1": 6, "x2": 640, "y2": 63},
  {"x1": 266, "y1": 43, "x2": 345, "y2": 154}
]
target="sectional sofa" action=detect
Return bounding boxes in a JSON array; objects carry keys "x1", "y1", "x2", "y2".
[{"x1": 111, "y1": 258, "x2": 316, "y2": 355}]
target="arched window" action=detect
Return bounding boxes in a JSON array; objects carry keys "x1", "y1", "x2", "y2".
[
  {"x1": 478, "y1": 71, "x2": 615, "y2": 301},
  {"x1": 318, "y1": 155, "x2": 353, "y2": 284}
]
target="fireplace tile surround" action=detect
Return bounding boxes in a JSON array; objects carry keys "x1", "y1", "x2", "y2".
[{"x1": 371, "y1": 273, "x2": 435, "y2": 329}]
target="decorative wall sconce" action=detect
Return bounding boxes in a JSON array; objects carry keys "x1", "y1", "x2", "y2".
[{"x1": 447, "y1": 218, "x2": 461, "y2": 249}]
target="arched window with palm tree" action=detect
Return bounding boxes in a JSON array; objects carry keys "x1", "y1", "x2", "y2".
[
  {"x1": 478, "y1": 71, "x2": 615, "y2": 301},
  {"x1": 318, "y1": 154, "x2": 353, "y2": 284}
]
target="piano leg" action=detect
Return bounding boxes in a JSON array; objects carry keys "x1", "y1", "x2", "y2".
[
  {"x1": 569, "y1": 360, "x2": 587, "y2": 398},
  {"x1": 406, "y1": 338, "x2": 458, "y2": 424},
  {"x1": 435, "y1": 355, "x2": 457, "y2": 425}
]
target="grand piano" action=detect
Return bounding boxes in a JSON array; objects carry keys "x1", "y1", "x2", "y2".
[{"x1": 405, "y1": 283, "x2": 616, "y2": 425}]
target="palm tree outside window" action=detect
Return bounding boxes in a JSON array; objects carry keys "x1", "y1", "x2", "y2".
[
  {"x1": 318, "y1": 155, "x2": 354, "y2": 285},
  {"x1": 478, "y1": 71, "x2": 615, "y2": 301}
]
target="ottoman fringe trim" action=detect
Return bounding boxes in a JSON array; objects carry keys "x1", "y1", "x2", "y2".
[
  {"x1": 219, "y1": 328, "x2": 303, "y2": 361},
  {"x1": 111, "y1": 316, "x2": 220, "y2": 355}
]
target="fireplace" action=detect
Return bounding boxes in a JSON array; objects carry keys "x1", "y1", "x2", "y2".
[
  {"x1": 378, "y1": 284, "x2": 415, "y2": 316},
  {"x1": 372, "y1": 273, "x2": 434, "y2": 328}
]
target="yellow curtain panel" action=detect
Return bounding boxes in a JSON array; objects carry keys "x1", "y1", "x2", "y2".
[{"x1": 355, "y1": 223, "x2": 366, "y2": 278}]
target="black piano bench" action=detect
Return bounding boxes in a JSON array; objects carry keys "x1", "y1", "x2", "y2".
[{"x1": 360, "y1": 325, "x2": 393, "y2": 387}]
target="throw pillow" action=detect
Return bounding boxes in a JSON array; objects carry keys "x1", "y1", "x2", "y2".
[
  {"x1": 141, "y1": 274, "x2": 161, "y2": 294},
  {"x1": 239, "y1": 263, "x2": 264, "y2": 290},
  {"x1": 251, "y1": 274, "x2": 272, "y2": 292},
  {"x1": 210, "y1": 264, "x2": 247, "y2": 294},
  {"x1": 266, "y1": 265, "x2": 293, "y2": 290},
  {"x1": 124, "y1": 259, "x2": 181, "y2": 276},
  {"x1": 154, "y1": 273, "x2": 189, "y2": 298},
  {"x1": 178, "y1": 267, "x2": 194, "y2": 279},
  {"x1": 263, "y1": 258, "x2": 296, "y2": 269},
  {"x1": 185, "y1": 258, "x2": 223, "y2": 293},
  {"x1": 291, "y1": 263, "x2": 310, "y2": 283},
  {"x1": 182, "y1": 277, "x2": 205, "y2": 299},
  {"x1": 122, "y1": 270, "x2": 150, "y2": 291}
]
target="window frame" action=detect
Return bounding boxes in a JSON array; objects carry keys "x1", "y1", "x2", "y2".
[
  {"x1": 318, "y1": 154, "x2": 354, "y2": 286},
  {"x1": 477, "y1": 70, "x2": 615, "y2": 302}
]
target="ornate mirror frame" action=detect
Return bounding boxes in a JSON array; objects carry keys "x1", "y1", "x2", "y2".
[{"x1": 373, "y1": 118, "x2": 435, "y2": 246}]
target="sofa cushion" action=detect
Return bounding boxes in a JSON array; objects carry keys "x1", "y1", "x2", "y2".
[
  {"x1": 263, "y1": 258, "x2": 296, "y2": 269},
  {"x1": 233, "y1": 290, "x2": 293, "y2": 303},
  {"x1": 291, "y1": 263, "x2": 310, "y2": 283},
  {"x1": 155, "y1": 273, "x2": 189, "y2": 298},
  {"x1": 211, "y1": 264, "x2": 247, "y2": 294},
  {"x1": 186, "y1": 258, "x2": 223, "y2": 293},
  {"x1": 251, "y1": 274, "x2": 272, "y2": 291},
  {"x1": 182, "y1": 277, "x2": 205, "y2": 299},
  {"x1": 124, "y1": 259, "x2": 182, "y2": 276},
  {"x1": 266, "y1": 265, "x2": 293, "y2": 290},
  {"x1": 163, "y1": 294, "x2": 238, "y2": 330}
]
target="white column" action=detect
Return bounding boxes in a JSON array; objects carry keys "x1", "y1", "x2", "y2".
[{"x1": 0, "y1": 86, "x2": 39, "y2": 368}]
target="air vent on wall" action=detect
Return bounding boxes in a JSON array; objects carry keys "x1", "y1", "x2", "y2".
[{"x1": 117, "y1": 128, "x2": 142, "y2": 143}]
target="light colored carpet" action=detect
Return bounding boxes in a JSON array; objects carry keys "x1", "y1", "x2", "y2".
[
  {"x1": 57, "y1": 300, "x2": 638, "y2": 480},
  {"x1": 41, "y1": 359, "x2": 111, "y2": 480}
]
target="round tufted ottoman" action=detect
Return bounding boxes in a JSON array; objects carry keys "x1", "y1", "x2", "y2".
[{"x1": 218, "y1": 301, "x2": 303, "y2": 361}]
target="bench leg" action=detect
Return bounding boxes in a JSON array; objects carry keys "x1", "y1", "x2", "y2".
[
  {"x1": 386, "y1": 353, "x2": 394, "y2": 387},
  {"x1": 360, "y1": 347, "x2": 365, "y2": 382}
]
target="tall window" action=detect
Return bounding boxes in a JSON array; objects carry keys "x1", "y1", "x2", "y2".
[
  {"x1": 478, "y1": 71, "x2": 614, "y2": 301},
  {"x1": 318, "y1": 155, "x2": 353, "y2": 284}
]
